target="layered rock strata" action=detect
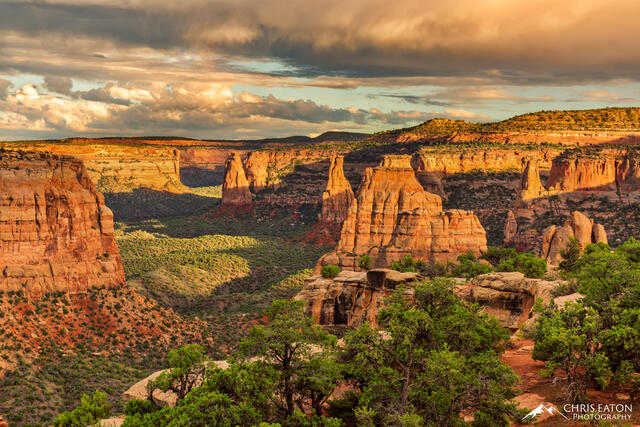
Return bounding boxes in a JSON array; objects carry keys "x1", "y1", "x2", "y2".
[
  {"x1": 0, "y1": 150, "x2": 126, "y2": 298},
  {"x1": 0, "y1": 142, "x2": 182, "y2": 192},
  {"x1": 318, "y1": 155, "x2": 487, "y2": 271}
]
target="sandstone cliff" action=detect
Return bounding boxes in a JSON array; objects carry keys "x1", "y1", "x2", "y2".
[
  {"x1": 319, "y1": 156, "x2": 354, "y2": 224},
  {"x1": 0, "y1": 142, "x2": 182, "y2": 193},
  {"x1": 221, "y1": 152, "x2": 254, "y2": 206},
  {"x1": 540, "y1": 211, "x2": 608, "y2": 265},
  {"x1": 413, "y1": 148, "x2": 559, "y2": 175},
  {"x1": 0, "y1": 150, "x2": 126, "y2": 298},
  {"x1": 318, "y1": 155, "x2": 486, "y2": 270},
  {"x1": 519, "y1": 159, "x2": 546, "y2": 200},
  {"x1": 179, "y1": 147, "x2": 249, "y2": 187}
]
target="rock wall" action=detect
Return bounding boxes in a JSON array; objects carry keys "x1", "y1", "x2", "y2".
[
  {"x1": 413, "y1": 148, "x2": 560, "y2": 175},
  {"x1": 0, "y1": 142, "x2": 182, "y2": 193},
  {"x1": 318, "y1": 155, "x2": 487, "y2": 271},
  {"x1": 319, "y1": 156, "x2": 354, "y2": 224},
  {"x1": 546, "y1": 149, "x2": 640, "y2": 193},
  {"x1": 221, "y1": 152, "x2": 254, "y2": 206},
  {"x1": 0, "y1": 150, "x2": 126, "y2": 298},
  {"x1": 179, "y1": 147, "x2": 249, "y2": 187}
]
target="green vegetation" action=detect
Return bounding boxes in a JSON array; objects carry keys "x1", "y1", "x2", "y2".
[
  {"x1": 496, "y1": 252, "x2": 547, "y2": 278},
  {"x1": 321, "y1": 265, "x2": 341, "y2": 279},
  {"x1": 389, "y1": 255, "x2": 426, "y2": 272},
  {"x1": 533, "y1": 238, "x2": 640, "y2": 402},
  {"x1": 53, "y1": 391, "x2": 111, "y2": 427},
  {"x1": 118, "y1": 283, "x2": 522, "y2": 426},
  {"x1": 149, "y1": 344, "x2": 207, "y2": 403},
  {"x1": 358, "y1": 254, "x2": 372, "y2": 270},
  {"x1": 451, "y1": 252, "x2": 494, "y2": 278}
]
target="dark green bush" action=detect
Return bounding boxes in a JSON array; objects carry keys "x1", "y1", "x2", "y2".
[
  {"x1": 358, "y1": 254, "x2": 372, "y2": 270},
  {"x1": 480, "y1": 246, "x2": 518, "y2": 267},
  {"x1": 321, "y1": 265, "x2": 341, "y2": 279},
  {"x1": 451, "y1": 252, "x2": 493, "y2": 278},
  {"x1": 124, "y1": 399, "x2": 157, "y2": 416},
  {"x1": 389, "y1": 255, "x2": 426, "y2": 273}
]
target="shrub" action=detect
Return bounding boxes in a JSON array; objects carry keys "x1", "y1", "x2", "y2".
[
  {"x1": 124, "y1": 399, "x2": 157, "y2": 416},
  {"x1": 451, "y1": 252, "x2": 493, "y2": 278},
  {"x1": 480, "y1": 246, "x2": 517, "y2": 267},
  {"x1": 358, "y1": 254, "x2": 372, "y2": 270},
  {"x1": 389, "y1": 255, "x2": 426, "y2": 273},
  {"x1": 497, "y1": 252, "x2": 547, "y2": 278},
  {"x1": 321, "y1": 265, "x2": 341, "y2": 279},
  {"x1": 53, "y1": 390, "x2": 110, "y2": 427}
]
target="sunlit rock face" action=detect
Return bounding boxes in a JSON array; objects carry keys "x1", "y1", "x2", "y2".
[
  {"x1": 0, "y1": 150, "x2": 125, "y2": 298},
  {"x1": 319, "y1": 156, "x2": 354, "y2": 225},
  {"x1": 221, "y1": 152, "x2": 254, "y2": 206},
  {"x1": 317, "y1": 155, "x2": 487, "y2": 271}
]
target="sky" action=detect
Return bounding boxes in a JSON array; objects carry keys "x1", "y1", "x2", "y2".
[{"x1": 1, "y1": 0, "x2": 640, "y2": 140}]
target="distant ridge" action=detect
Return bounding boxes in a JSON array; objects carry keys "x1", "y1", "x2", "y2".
[{"x1": 382, "y1": 107, "x2": 640, "y2": 137}]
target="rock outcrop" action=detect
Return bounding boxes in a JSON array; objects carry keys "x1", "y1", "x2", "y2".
[
  {"x1": 456, "y1": 272, "x2": 561, "y2": 330},
  {"x1": 221, "y1": 152, "x2": 254, "y2": 206},
  {"x1": 297, "y1": 270, "x2": 563, "y2": 331},
  {"x1": 413, "y1": 148, "x2": 559, "y2": 175},
  {"x1": 616, "y1": 154, "x2": 640, "y2": 193},
  {"x1": 546, "y1": 152, "x2": 618, "y2": 192},
  {"x1": 540, "y1": 211, "x2": 608, "y2": 264},
  {"x1": 295, "y1": 269, "x2": 418, "y2": 328},
  {"x1": 318, "y1": 155, "x2": 487, "y2": 271},
  {"x1": 0, "y1": 150, "x2": 126, "y2": 298},
  {"x1": 319, "y1": 156, "x2": 354, "y2": 224},
  {"x1": 519, "y1": 159, "x2": 545, "y2": 200},
  {"x1": 0, "y1": 142, "x2": 182, "y2": 193}
]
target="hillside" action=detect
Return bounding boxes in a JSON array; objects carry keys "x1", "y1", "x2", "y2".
[{"x1": 380, "y1": 107, "x2": 640, "y2": 139}]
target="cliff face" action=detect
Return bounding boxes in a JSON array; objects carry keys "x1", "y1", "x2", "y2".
[
  {"x1": 546, "y1": 154, "x2": 618, "y2": 192},
  {"x1": 320, "y1": 156, "x2": 354, "y2": 224},
  {"x1": 318, "y1": 155, "x2": 486, "y2": 270},
  {"x1": 179, "y1": 147, "x2": 249, "y2": 187},
  {"x1": 519, "y1": 159, "x2": 546, "y2": 200},
  {"x1": 0, "y1": 150, "x2": 126, "y2": 298},
  {"x1": 0, "y1": 142, "x2": 182, "y2": 193},
  {"x1": 221, "y1": 152, "x2": 254, "y2": 206},
  {"x1": 413, "y1": 148, "x2": 559, "y2": 174},
  {"x1": 244, "y1": 148, "x2": 349, "y2": 192}
]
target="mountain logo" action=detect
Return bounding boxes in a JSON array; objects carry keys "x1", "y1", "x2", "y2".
[{"x1": 522, "y1": 404, "x2": 569, "y2": 421}]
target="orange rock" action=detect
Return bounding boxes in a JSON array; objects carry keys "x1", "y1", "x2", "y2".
[
  {"x1": 504, "y1": 210, "x2": 518, "y2": 245},
  {"x1": 592, "y1": 223, "x2": 608, "y2": 244},
  {"x1": 0, "y1": 150, "x2": 126, "y2": 298},
  {"x1": 519, "y1": 159, "x2": 545, "y2": 200},
  {"x1": 540, "y1": 211, "x2": 608, "y2": 265},
  {"x1": 221, "y1": 152, "x2": 254, "y2": 205},
  {"x1": 318, "y1": 155, "x2": 486, "y2": 271},
  {"x1": 547, "y1": 152, "x2": 617, "y2": 192},
  {"x1": 616, "y1": 154, "x2": 640, "y2": 192},
  {"x1": 320, "y1": 156, "x2": 354, "y2": 224},
  {"x1": 0, "y1": 142, "x2": 182, "y2": 192}
]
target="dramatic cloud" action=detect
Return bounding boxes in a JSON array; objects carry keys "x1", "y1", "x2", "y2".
[{"x1": 0, "y1": 0, "x2": 639, "y2": 139}]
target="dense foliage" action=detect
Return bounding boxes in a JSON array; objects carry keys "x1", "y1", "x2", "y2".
[
  {"x1": 321, "y1": 265, "x2": 341, "y2": 278},
  {"x1": 533, "y1": 238, "x2": 640, "y2": 402},
  {"x1": 115, "y1": 281, "x2": 521, "y2": 426}
]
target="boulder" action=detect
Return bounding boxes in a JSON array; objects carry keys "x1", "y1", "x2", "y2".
[
  {"x1": 592, "y1": 223, "x2": 608, "y2": 244},
  {"x1": 570, "y1": 211, "x2": 592, "y2": 249}
]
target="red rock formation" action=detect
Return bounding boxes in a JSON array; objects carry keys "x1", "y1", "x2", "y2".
[
  {"x1": 0, "y1": 150, "x2": 125, "y2": 298},
  {"x1": 221, "y1": 152, "x2": 254, "y2": 206},
  {"x1": 320, "y1": 156, "x2": 354, "y2": 224},
  {"x1": 540, "y1": 211, "x2": 608, "y2": 264},
  {"x1": 413, "y1": 148, "x2": 559, "y2": 175},
  {"x1": 318, "y1": 155, "x2": 486, "y2": 270},
  {"x1": 0, "y1": 142, "x2": 182, "y2": 192},
  {"x1": 546, "y1": 152, "x2": 618, "y2": 192},
  {"x1": 519, "y1": 159, "x2": 545, "y2": 200},
  {"x1": 179, "y1": 147, "x2": 250, "y2": 187},
  {"x1": 616, "y1": 154, "x2": 640, "y2": 193}
]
